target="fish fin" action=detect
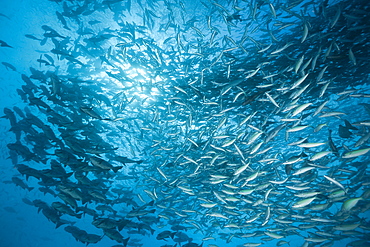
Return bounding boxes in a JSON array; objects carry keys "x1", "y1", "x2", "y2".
[{"x1": 112, "y1": 166, "x2": 123, "y2": 173}]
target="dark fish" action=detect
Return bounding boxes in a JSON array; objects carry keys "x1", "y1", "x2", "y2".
[
  {"x1": 56, "y1": 11, "x2": 70, "y2": 30},
  {"x1": 88, "y1": 20, "x2": 101, "y2": 25},
  {"x1": 33, "y1": 199, "x2": 48, "y2": 212},
  {"x1": 22, "y1": 198, "x2": 34, "y2": 206},
  {"x1": 25, "y1": 34, "x2": 42, "y2": 41},
  {"x1": 65, "y1": 226, "x2": 102, "y2": 245},
  {"x1": 41, "y1": 206, "x2": 68, "y2": 228},
  {"x1": 102, "y1": 0, "x2": 125, "y2": 5},
  {"x1": 2, "y1": 107, "x2": 17, "y2": 126},
  {"x1": 3, "y1": 206, "x2": 17, "y2": 213},
  {"x1": 0, "y1": 39, "x2": 12, "y2": 48},
  {"x1": 103, "y1": 228, "x2": 127, "y2": 244},
  {"x1": 12, "y1": 177, "x2": 34, "y2": 191},
  {"x1": 328, "y1": 130, "x2": 339, "y2": 156},
  {"x1": 37, "y1": 57, "x2": 51, "y2": 66},
  {"x1": 43, "y1": 54, "x2": 55, "y2": 65},
  {"x1": 173, "y1": 232, "x2": 192, "y2": 243},
  {"x1": 1, "y1": 62, "x2": 16, "y2": 71},
  {"x1": 285, "y1": 164, "x2": 293, "y2": 175},
  {"x1": 339, "y1": 125, "x2": 352, "y2": 138},
  {"x1": 0, "y1": 12, "x2": 10, "y2": 19},
  {"x1": 182, "y1": 243, "x2": 203, "y2": 247},
  {"x1": 242, "y1": 89, "x2": 269, "y2": 105},
  {"x1": 51, "y1": 202, "x2": 82, "y2": 218},
  {"x1": 39, "y1": 187, "x2": 57, "y2": 196},
  {"x1": 171, "y1": 225, "x2": 187, "y2": 231},
  {"x1": 90, "y1": 156, "x2": 123, "y2": 173},
  {"x1": 12, "y1": 106, "x2": 25, "y2": 118},
  {"x1": 156, "y1": 230, "x2": 176, "y2": 240},
  {"x1": 108, "y1": 155, "x2": 143, "y2": 165},
  {"x1": 8, "y1": 144, "x2": 37, "y2": 163},
  {"x1": 92, "y1": 218, "x2": 129, "y2": 232},
  {"x1": 344, "y1": 119, "x2": 358, "y2": 130},
  {"x1": 80, "y1": 106, "x2": 104, "y2": 120}
]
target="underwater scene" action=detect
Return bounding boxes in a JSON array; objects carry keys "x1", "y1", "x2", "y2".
[{"x1": 1, "y1": 0, "x2": 370, "y2": 246}]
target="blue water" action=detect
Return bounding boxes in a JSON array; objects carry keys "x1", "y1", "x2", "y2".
[{"x1": 1, "y1": 0, "x2": 370, "y2": 247}]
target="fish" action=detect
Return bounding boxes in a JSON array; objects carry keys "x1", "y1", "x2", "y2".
[
  {"x1": 3, "y1": 206, "x2": 17, "y2": 213},
  {"x1": 341, "y1": 197, "x2": 362, "y2": 212},
  {"x1": 156, "y1": 230, "x2": 176, "y2": 240},
  {"x1": 56, "y1": 11, "x2": 70, "y2": 30},
  {"x1": 344, "y1": 119, "x2": 358, "y2": 130},
  {"x1": 65, "y1": 226, "x2": 102, "y2": 245},
  {"x1": 11, "y1": 177, "x2": 34, "y2": 191},
  {"x1": 297, "y1": 142, "x2": 326, "y2": 148},
  {"x1": 0, "y1": 39, "x2": 13, "y2": 48},
  {"x1": 291, "y1": 102, "x2": 312, "y2": 117},
  {"x1": 328, "y1": 130, "x2": 339, "y2": 156},
  {"x1": 338, "y1": 125, "x2": 352, "y2": 138},
  {"x1": 25, "y1": 34, "x2": 43, "y2": 41},
  {"x1": 348, "y1": 48, "x2": 356, "y2": 65},
  {"x1": 292, "y1": 197, "x2": 316, "y2": 208},
  {"x1": 342, "y1": 148, "x2": 370, "y2": 159},
  {"x1": 323, "y1": 175, "x2": 346, "y2": 193},
  {"x1": 0, "y1": 12, "x2": 10, "y2": 19},
  {"x1": 1, "y1": 62, "x2": 17, "y2": 71},
  {"x1": 2, "y1": 0, "x2": 370, "y2": 246},
  {"x1": 89, "y1": 156, "x2": 123, "y2": 173},
  {"x1": 354, "y1": 131, "x2": 370, "y2": 147},
  {"x1": 310, "y1": 150, "x2": 331, "y2": 161},
  {"x1": 290, "y1": 73, "x2": 309, "y2": 90},
  {"x1": 51, "y1": 202, "x2": 82, "y2": 218}
]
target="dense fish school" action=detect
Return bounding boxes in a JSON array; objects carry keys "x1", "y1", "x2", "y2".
[{"x1": 1, "y1": 0, "x2": 370, "y2": 246}]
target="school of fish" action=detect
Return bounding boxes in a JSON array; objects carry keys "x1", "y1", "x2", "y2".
[{"x1": 1, "y1": 0, "x2": 370, "y2": 246}]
